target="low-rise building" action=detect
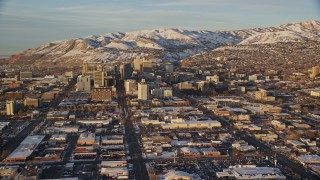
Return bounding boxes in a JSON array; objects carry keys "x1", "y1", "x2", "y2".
[
  {"x1": 91, "y1": 87, "x2": 112, "y2": 101},
  {"x1": 297, "y1": 155, "x2": 320, "y2": 165},
  {"x1": 5, "y1": 135, "x2": 45, "y2": 163},
  {"x1": 77, "y1": 133, "x2": 96, "y2": 145},
  {"x1": 161, "y1": 120, "x2": 221, "y2": 130},
  {"x1": 216, "y1": 165, "x2": 286, "y2": 180},
  {"x1": 50, "y1": 134, "x2": 67, "y2": 142},
  {"x1": 201, "y1": 147, "x2": 221, "y2": 157},
  {"x1": 180, "y1": 147, "x2": 200, "y2": 156}
]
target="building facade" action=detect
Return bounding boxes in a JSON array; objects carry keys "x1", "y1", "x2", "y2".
[
  {"x1": 138, "y1": 79, "x2": 149, "y2": 100},
  {"x1": 77, "y1": 75, "x2": 91, "y2": 92}
]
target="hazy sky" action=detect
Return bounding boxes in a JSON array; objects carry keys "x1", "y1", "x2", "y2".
[{"x1": 0, "y1": 0, "x2": 319, "y2": 55}]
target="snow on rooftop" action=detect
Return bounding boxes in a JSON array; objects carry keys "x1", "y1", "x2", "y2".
[{"x1": 6, "y1": 135, "x2": 45, "y2": 160}]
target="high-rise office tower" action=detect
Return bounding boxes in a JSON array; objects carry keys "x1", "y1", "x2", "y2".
[
  {"x1": 93, "y1": 71, "x2": 105, "y2": 87},
  {"x1": 76, "y1": 75, "x2": 91, "y2": 92},
  {"x1": 138, "y1": 79, "x2": 149, "y2": 100},
  {"x1": 120, "y1": 63, "x2": 133, "y2": 80}
]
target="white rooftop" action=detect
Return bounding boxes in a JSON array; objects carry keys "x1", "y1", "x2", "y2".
[{"x1": 6, "y1": 135, "x2": 45, "y2": 160}]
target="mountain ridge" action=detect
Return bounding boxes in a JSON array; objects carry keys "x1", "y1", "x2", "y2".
[{"x1": 5, "y1": 20, "x2": 320, "y2": 67}]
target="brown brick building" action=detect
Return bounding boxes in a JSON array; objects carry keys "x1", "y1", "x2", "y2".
[{"x1": 91, "y1": 87, "x2": 112, "y2": 101}]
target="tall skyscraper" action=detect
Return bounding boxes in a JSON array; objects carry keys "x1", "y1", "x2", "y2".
[
  {"x1": 93, "y1": 71, "x2": 105, "y2": 87},
  {"x1": 82, "y1": 61, "x2": 97, "y2": 77},
  {"x1": 138, "y1": 79, "x2": 149, "y2": 100},
  {"x1": 133, "y1": 57, "x2": 144, "y2": 72},
  {"x1": 82, "y1": 61, "x2": 88, "y2": 75},
  {"x1": 76, "y1": 75, "x2": 91, "y2": 92},
  {"x1": 120, "y1": 63, "x2": 133, "y2": 80}
]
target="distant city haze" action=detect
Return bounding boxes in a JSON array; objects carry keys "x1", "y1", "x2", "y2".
[{"x1": 0, "y1": 0, "x2": 319, "y2": 55}]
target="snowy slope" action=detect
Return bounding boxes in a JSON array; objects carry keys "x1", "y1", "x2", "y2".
[{"x1": 6, "y1": 20, "x2": 320, "y2": 66}]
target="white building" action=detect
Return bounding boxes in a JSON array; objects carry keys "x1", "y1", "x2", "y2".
[
  {"x1": 138, "y1": 79, "x2": 149, "y2": 100},
  {"x1": 5, "y1": 135, "x2": 45, "y2": 163},
  {"x1": 50, "y1": 134, "x2": 67, "y2": 142},
  {"x1": 216, "y1": 165, "x2": 286, "y2": 180},
  {"x1": 159, "y1": 170, "x2": 202, "y2": 180},
  {"x1": 76, "y1": 75, "x2": 91, "y2": 92},
  {"x1": 161, "y1": 120, "x2": 221, "y2": 130}
]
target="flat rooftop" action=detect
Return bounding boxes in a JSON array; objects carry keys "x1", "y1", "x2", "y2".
[{"x1": 6, "y1": 135, "x2": 45, "y2": 160}]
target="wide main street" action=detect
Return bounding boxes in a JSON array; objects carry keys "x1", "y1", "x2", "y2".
[{"x1": 115, "y1": 72, "x2": 149, "y2": 180}]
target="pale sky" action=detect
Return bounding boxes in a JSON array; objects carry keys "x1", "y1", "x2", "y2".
[{"x1": 0, "y1": 0, "x2": 319, "y2": 54}]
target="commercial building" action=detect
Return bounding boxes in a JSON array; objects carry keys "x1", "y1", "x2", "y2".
[
  {"x1": 161, "y1": 120, "x2": 221, "y2": 130},
  {"x1": 50, "y1": 134, "x2": 67, "y2": 142},
  {"x1": 120, "y1": 63, "x2": 133, "y2": 80},
  {"x1": 101, "y1": 161, "x2": 128, "y2": 168},
  {"x1": 91, "y1": 87, "x2": 112, "y2": 101},
  {"x1": 76, "y1": 75, "x2": 91, "y2": 92},
  {"x1": 201, "y1": 147, "x2": 221, "y2": 157},
  {"x1": 151, "y1": 87, "x2": 173, "y2": 98},
  {"x1": 100, "y1": 167, "x2": 128, "y2": 179},
  {"x1": 82, "y1": 61, "x2": 97, "y2": 76},
  {"x1": 0, "y1": 166, "x2": 19, "y2": 179},
  {"x1": 93, "y1": 71, "x2": 105, "y2": 87},
  {"x1": 142, "y1": 61, "x2": 155, "y2": 73},
  {"x1": 216, "y1": 165, "x2": 286, "y2": 180},
  {"x1": 24, "y1": 98, "x2": 41, "y2": 108},
  {"x1": 124, "y1": 79, "x2": 137, "y2": 95},
  {"x1": 20, "y1": 71, "x2": 33, "y2": 80},
  {"x1": 206, "y1": 75, "x2": 219, "y2": 83},
  {"x1": 138, "y1": 79, "x2": 149, "y2": 100},
  {"x1": 5, "y1": 135, "x2": 45, "y2": 163},
  {"x1": 105, "y1": 76, "x2": 116, "y2": 87},
  {"x1": 297, "y1": 155, "x2": 320, "y2": 165},
  {"x1": 181, "y1": 147, "x2": 200, "y2": 156},
  {"x1": 65, "y1": 71, "x2": 73, "y2": 78},
  {"x1": 5, "y1": 92, "x2": 24, "y2": 100},
  {"x1": 6, "y1": 100, "x2": 16, "y2": 115},
  {"x1": 77, "y1": 133, "x2": 96, "y2": 145},
  {"x1": 101, "y1": 135, "x2": 124, "y2": 145},
  {"x1": 41, "y1": 92, "x2": 56, "y2": 102},
  {"x1": 133, "y1": 57, "x2": 145, "y2": 71},
  {"x1": 160, "y1": 170, "x2": 202, "y2": 180},
  {"x1": 46, "y1": 111, "x2": 69, "y2": 120}
]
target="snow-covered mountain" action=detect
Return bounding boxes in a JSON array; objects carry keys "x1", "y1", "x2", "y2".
[{"x1": 6, "y1": 20, "x2": 320, "y2": 67}]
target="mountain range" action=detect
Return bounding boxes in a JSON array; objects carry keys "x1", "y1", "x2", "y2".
[{"x1": 5, "y1": 20, "x2": 320, "y2": 67}]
